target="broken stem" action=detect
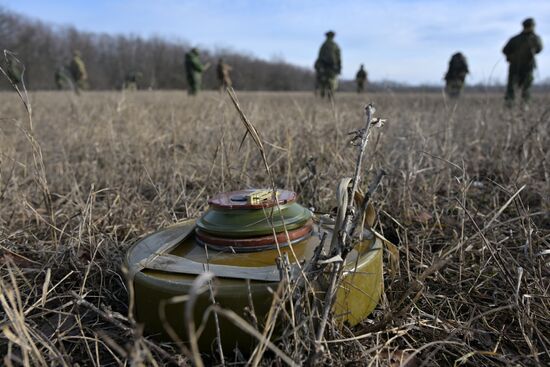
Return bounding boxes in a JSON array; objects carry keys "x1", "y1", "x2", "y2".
[
  {"x1": 351, "y1": 169, "x2": 386, "y2": 237},
  {"x1": 310, "y1": 104, "x2": 378, "y2": 360}
]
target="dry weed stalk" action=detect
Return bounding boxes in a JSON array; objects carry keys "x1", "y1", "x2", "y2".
[
  {"x1": 221, "y1": 93, "x2": 387, "y2": 364},
  {"x1": 1, "y1": 51, "x2": 56, "y2": 244},
  {"x1": 307, "y1": 104, "x2": 384, "y2": 363}
]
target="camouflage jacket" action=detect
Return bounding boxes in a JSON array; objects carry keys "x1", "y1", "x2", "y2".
[
  {"x1": 356, "y1": 68, "x2": 367, "y2": 81},
  {"x1": 316, "y1": 40, "x2": 341, "y2": 75},
  {"x1": 185, "y1": 52, "x2": 204, "y2": 77},
  {"x1": 69, "y1": 56, "x2": 87, "y2": 81},
  {"x1": 503, "y1": 31, "x2": 543, "y2": 71},
  {"x1": 445, "y1": 54, "x2": 469, "y2": 81}
]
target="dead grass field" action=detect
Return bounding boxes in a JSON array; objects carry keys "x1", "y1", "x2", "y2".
[{"x1": 0, "y1": 90, "x2": 549, "y2": 366}]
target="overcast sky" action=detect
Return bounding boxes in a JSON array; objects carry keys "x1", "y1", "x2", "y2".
[{"x1": 2, "y1": 0, "x2": 549, "y2": 85}]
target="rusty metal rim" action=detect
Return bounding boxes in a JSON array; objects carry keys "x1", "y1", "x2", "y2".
[
  {"x1": 195, "y1": 232, "x2": 314, "y2": 253},
  {"x1": 195, "y1": 220, "x2": 314, "y2": 252}
]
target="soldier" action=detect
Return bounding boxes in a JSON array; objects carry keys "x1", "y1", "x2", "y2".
[
  {"x1": 54, "y1": 66, "x2": 71, "y2": 90},
  {"x1": 503, "y1": 18, "x2": 543, "y2": 105},
  {"x1": 216, "y1": 58, "x2": 233, "y2": 90},
  {"x1": 68, "y1": 50, "x2": 88, "y2": 94},
  {"x1": 314, "y1": 31, "x2": 341, "y2": 99},
  {"x1": 355, "y1": 64, "x2": 367, "y2": 93},
  {"x1": 123, "y1": 71, "x2": 142, "y2": 91},
  {"x1": 5, "y1": 54, "x2": 23, "y2": 86},
  {"x1": 185, "y1": 48, "x2": 205, "y2": 96},
  {"x1": 444, "y1": 52, "x2": 469, "y2": 98}
]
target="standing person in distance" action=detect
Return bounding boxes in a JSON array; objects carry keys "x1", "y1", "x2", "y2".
[
  {"x1": 314, "y1": 31, "x2": 341, "y2": 100},
  {"x1": 444, "y1": 52, "x2": 469, "y2": 98},
  {"x1": 216, "y1": 58, "x2": 233, "y2": 91},
  {"x1": 124, "y1": 71, "x2": 142, "y2": 91},
  {"x1": 69, "y1": 50, "x2": 88, "y2": 95},
  {"x1": 355, "y1": 64, "x2": 368, "y2": 94},
  {"x1": 502, "y1": 18, "x2": 543, "y2": 107},
  {"x1": 185, "y1": 48, "x2": 205, "y2": 96}
]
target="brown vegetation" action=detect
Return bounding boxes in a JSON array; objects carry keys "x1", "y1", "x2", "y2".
[{"x1": 0, "y1": 90, "x2": 549, "y2": 366}]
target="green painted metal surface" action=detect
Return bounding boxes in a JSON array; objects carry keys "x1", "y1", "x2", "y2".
[
  {"x1": 126, "y1": 220, "x2": 383, "y2": 352},
  {"x1": 126, "y1": 190, "x2": 384, "y2": 352},
  {"x1": 196, "y1": 201, "x2": 313, "y2": 238}
]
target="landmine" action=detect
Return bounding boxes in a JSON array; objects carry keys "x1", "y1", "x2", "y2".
[{"x1": 126, "y1": 189, "x2": 384, "y2": 351}]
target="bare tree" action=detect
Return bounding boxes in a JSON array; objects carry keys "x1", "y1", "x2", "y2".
[{"x1": 0, "y1": 7, "x2": 315, "y2": 91}]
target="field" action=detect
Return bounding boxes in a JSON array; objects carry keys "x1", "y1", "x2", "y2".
[{"x1": 0, "y1": 90, "x2": 549, "y2": 366}]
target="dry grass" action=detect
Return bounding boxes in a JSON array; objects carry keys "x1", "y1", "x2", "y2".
[{"x1": 0, "y1": 90, "x2": 549, "y2": 366}]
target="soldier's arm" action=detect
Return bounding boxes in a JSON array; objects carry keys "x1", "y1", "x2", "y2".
[
  {"x1": 534, "y1": 35, "x2": 543, "y2": 54},
  {"x1": 502, "y1": 38, "x2": 513, "y2": 56}
]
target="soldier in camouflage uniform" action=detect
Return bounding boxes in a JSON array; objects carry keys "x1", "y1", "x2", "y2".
[
  {"x1": 355, "y1": 64, "x2": 367, "y2": 93},
  {"x1": 444, "y1": 52, "x2": 469, "y2": 98},
  {"x1": 503, "y1": 18, "x2": 543, "y2": 105},
  {"x1": 216, "y1": 58, "x2": 232, "y2": 90},
  {"x1": 314, "y1": 31, "x2": 341, "y2": 99},
  {"x1": 5, "y1": 54, "x2": 23, "y2": 86},
  {"x1": 54, "y1": 66, "x2": 71, "y2": 90},
  {"x1": 185, "y1": 48, "x2": 204, "y2": 96},
  {"x1": 68, "y1": 50, "x2": 88, "y2": 94},
  {"x1": 124, "y1": 71, "x2": 142, "y2": 91}
]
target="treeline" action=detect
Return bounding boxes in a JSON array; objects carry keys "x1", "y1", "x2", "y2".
[{"x1": 0, "y1": 7, "x2": 315, "y2": 91}]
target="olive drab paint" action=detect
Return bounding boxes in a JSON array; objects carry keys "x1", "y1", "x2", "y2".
[{"x1": 125, "y1": 189, "x2": 385, "y2": 351}]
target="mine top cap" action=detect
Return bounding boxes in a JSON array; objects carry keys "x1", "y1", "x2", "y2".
[{"x1": 208, "y1": 189, "x2": 297, "y2": 209}]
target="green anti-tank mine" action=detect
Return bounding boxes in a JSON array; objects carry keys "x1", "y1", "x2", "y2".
[{"x1": 126, "y1": 189, "x2": 385, "y2": 351}]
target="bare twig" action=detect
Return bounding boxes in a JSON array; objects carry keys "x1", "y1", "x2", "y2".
[{"x1": 309, "y1": 104, "x2": 382, "y2": 362}]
